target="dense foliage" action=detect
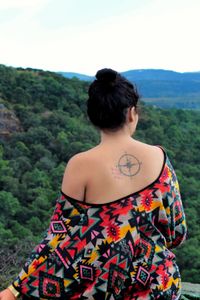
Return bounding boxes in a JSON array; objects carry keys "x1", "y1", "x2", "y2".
[{"x1": 0, "y1": 65, "x2": 199, "y2": 289}]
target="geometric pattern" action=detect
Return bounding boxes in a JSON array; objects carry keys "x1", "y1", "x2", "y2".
[
  {"x1": 108, "y1": 264, "x2": 129, "y2": 297},
  {"x1": 13, "y1": 149, "x2": 187, "y2": 300},
  {"x1": 79, "y1": 264, "x2": 94, "y2": 281},
  {"x1": 130, "y1": 258, "x2": 151, "y2": 289},
  {"x1": 136, "y1": 266, "x2": 150, "y2": 285},
  {"x1": 39, "y1": 271, "x2": 65, "y2": 298},
  {"x1": 51, "y1": 221, "x2": 67, "y2": 233}
]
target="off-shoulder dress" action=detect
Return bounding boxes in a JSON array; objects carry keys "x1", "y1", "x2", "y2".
[{"x1": 12, "y1": 149, "x2": 187, "y2": 300}]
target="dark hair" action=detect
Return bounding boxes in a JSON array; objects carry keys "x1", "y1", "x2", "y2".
[{"x1": 87, "y1": 68, "x2": 140, "y2": 131}]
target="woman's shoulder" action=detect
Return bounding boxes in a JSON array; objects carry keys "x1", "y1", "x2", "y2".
[
  {"x1": 130, "y1": 139, "x2": 166, "y2": 159},
  {"x1": 68, "y1": 140, "x2": 166, "y2": 167},
  {"x1": 68, "y1": 147, "x2": 97, "y2": 162},
  {"x1": 65, "y1": 147, "x2": 99, "y2": 171},
  {"x1": 132, "y1": 140, "x2": 166, "y2": 173},
  {"x1": 68, "y1": 141, "x2": 166, "y2": 161}
]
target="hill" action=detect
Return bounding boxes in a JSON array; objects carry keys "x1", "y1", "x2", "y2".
[
  {"x1": 122, "y1": 69, "x2": 200, "y2": 81},
  {"x1": 0, "y1": 64, "x2": 200, "y2": 288},
  {"x1": 60, "y1": 69, "x2": 200, "y2": 109},
  {"x1": 59, "y1": 71, "x2": 92, "y2": 81}
]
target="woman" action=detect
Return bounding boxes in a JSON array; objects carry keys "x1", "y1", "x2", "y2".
[{"x1": 0, "y1": 68, "x2": 187, "y2": 299}]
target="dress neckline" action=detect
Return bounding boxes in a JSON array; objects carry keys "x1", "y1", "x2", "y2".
[{"x1": 61, "y1": 147, "x2": 167, "y2": 207}]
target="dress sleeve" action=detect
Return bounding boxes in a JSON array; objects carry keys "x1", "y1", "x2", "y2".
[
  {"x1": 11, "y1": 193, "x2": 69, "y2": 293},
  {"x1": 158, "y1": 158, "x2": 187, "y2": 249}
]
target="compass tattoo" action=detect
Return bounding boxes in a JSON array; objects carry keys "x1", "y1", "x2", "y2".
[{"x1": 116, "y1": 152, "x2": 142, "y2": 178}]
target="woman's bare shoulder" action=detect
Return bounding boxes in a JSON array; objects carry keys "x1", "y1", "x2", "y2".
[
  {"x1": 66, "y1": 147, "x2": 99, "y2": 168},
  {"x1": 61, "y1": 150, "x2": 93, "y2": 200},
  {"x1": 134, "y1": 140, "x2": 165, "y2": 160},
  {"x1": 67, "y1": 141, "x2": 165, "y2": 166},
  {"x1": 133, "y1": 141, "x2": 165, "y2": 175}
]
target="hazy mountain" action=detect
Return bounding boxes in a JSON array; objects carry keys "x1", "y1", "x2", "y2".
[
  {"x1": 59, "y1": 72, "x2": 93, "y2": 81},
  {"x1": 60, "y1": 69, "x2": 200, "y2": 82},
  {"x1": 122, "y1": 69, "x2": 200, "y2": 81},
  {"x1": 60, "y1": 69, "x2": 200, "y2": 109}
]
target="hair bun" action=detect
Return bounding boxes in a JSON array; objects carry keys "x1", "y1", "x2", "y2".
[{"x1": 96, "y1": 68, "x2": 117, "y2": 84}]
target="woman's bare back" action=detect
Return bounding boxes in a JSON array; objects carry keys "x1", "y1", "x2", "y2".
[{"x1": 62, "y1": 139, "x2": 165, "y2": 204}]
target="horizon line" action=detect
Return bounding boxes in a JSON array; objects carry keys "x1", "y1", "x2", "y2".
[{"x1": 1, "y1": 63, "x2": 200, "y2": 76}]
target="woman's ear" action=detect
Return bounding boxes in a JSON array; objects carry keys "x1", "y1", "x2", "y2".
[{"x1": 128, "y1": 106, "x2": 136, "y2": 122}]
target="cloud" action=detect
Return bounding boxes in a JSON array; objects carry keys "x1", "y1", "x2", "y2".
[
  {"x1": 0, "y1": 0, "x2": 200, "y2": 73},
  {"x1": 0, "y1": 0, "x2": 49, "y2": 10}
]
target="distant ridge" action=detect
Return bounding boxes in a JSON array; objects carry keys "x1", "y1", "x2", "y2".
[
  {"x1": 60, "y1": 69, "x2": 200, "y2": 81},
  {"x1": 60, "y1": 69, "x2": 200, "y2": 109},
  {"x1": 122, "y1": 69, "x2": 200, "y2": 81},
  {"x1": 59, "y1": 72, "x2": 92, "y2": 81}
]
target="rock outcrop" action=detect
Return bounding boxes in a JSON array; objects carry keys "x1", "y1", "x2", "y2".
[{"x1": 0, "y1": 104, "x2": 22, "y2": 138}]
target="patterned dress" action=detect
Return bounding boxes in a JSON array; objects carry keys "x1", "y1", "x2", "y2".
[{"x1": 12, "y1": 151, "x2": 187, "y2": 299}]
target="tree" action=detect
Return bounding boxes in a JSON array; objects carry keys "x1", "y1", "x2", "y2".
[{"x1": 0, "y1": 191, "x2": 20, "y2": 226}]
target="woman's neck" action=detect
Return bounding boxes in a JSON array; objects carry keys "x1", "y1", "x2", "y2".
[{"x1": 99, "y1": 128, "x2": 134, "y2": 146}]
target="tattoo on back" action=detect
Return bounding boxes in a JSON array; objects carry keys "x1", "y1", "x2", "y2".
[{"x1": 116, "y1": 152, "x2": 142, "y2": 178}]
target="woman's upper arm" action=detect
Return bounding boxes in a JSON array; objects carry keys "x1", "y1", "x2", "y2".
[
  {"x1": 161, "y1": 160, "x2": 187, "y2": 249},
  {"x1": 61, "y1": 153, "x2": 88, "y2": 201}
]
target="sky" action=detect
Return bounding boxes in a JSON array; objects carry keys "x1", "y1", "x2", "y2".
[{"x1": 0, "y1": 0, "x2": 200, "y2": 75}]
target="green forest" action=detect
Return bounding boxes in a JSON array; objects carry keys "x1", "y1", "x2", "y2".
[{"x1": 0, "y1": 64, "x2": 199, "y2": 289}]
